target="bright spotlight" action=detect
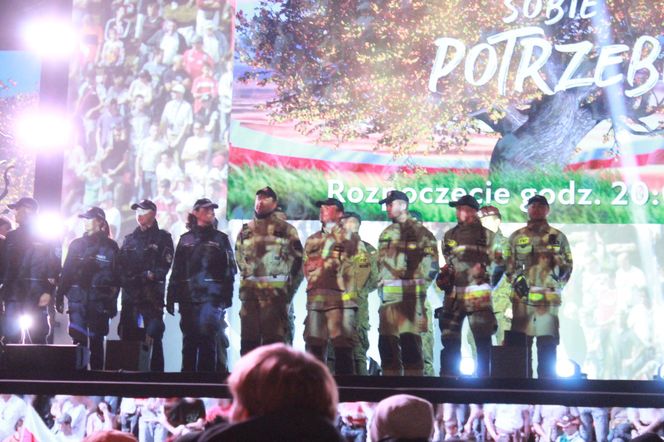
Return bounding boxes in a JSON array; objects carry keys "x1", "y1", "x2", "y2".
[
  {"x1": 459, "y1": 357, "x2": 476, "y2": 376},
  {"x1": 556, "y1": 359, "x2": 583, "y2": 379},
  {"x1": 34, "y1": 211, "x2": 65, "y2": 241},
  {"x1": 23, "y1": 18, "x2": 77, "y2": 59},
  {"x1": 15, "y1": 111, "x2": 72, "y2": 152},
  {"x1": 18, "y1": 314, "x2": 33, "y2": 332}
]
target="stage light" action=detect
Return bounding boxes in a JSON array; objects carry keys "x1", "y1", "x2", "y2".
[
  {"x1": 18, "y1": 314, "x2": 33, "y2": 332},
  {"x1": 459, "y1": 357, "x2": 476, "y2": 376},
  {"x1": 15, "y1": 111, "x2": 72, "y2": 152},
  {"x1": 22, "y1": 17, "x2": 77, "y2": 59},
  {"x1": 556, "y1": 359, "x2": 584, "y2": 379},
  {"x1": 34, "y1": 211, "x2": 65, "y2": 241}
]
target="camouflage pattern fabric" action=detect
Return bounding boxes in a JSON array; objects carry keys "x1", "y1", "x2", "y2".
[{"x1": 506, "y1": 220, "x2": 573, "y2": 338}]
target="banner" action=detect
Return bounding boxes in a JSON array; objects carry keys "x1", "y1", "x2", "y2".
[{"x1": 229, "y1": 0, "x2": 664, "y2": 223}]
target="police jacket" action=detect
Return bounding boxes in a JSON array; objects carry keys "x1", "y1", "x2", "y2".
[
  {"x1": 167, "y1": 224, "x2": 236, "y2": 307},
  {"x1": 57, "y1": 231, "x2": 120, "y2": 304},
  {"x1": 0, "y1": 223, "x2": 61, "y2": 304},
  {"x1": 118, "y1": 222, "x2": 174, "y2": 306}
]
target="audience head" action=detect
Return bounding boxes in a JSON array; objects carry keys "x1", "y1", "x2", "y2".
[
  {"x1": 228, "y1": 343, "x2": 338, "y2": 423},
  {"x1": 369, "y1": 394, "x2": 434, "y2": 442}
]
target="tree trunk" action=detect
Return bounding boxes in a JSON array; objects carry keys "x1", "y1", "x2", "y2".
[{"x1": 489, "y1": 91, "x2": 599, "y2": 172}]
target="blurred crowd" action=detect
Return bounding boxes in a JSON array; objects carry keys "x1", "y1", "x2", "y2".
[{"x1": 65, "y1": 0, "x2": 233, "y2": 244}]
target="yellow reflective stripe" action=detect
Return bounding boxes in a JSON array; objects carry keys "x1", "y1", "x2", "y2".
[
  {"x1": 545, "y1": 292, "x2": 561, "y2": 303},
  {"x1": 242, "y1": 280, "x2": 287, "y2": 289},
  {"x1": 463, "y1": 289, "x2": 491, "y2": 300},
  {"x1": 382, "y1": 285, "x2": 426, "y2": 294},
  {"x1": 528, "y1": 292, "x2": 544, "y2": 301},
  {"x1": 342, "y1": 292, "x2": 358, "y2": 301},
  {"x1": 528, "y1": 291, "x2": 561, "y2": 303}
]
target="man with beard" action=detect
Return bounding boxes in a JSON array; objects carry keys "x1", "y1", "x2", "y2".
[
  {"x1": 376, "y1": 190, "x2": 438, "y2": 376},
  {"x1": 235, "y1": 187, "x2": 303, "y2": 355},
  {"x1": 118, "y1": 199, "x2": 174, "y2": 371},
  {"x1": 439, "y1": 195, "x2": 497, "y2": 377},
  {"x1": 303, "y1": 198, "x2": 368, "y2": 374},
  {"x1": 506, "y1": 195, "x2": 573, "y2": 378}
]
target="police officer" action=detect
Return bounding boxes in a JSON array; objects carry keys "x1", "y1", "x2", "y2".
[
  {"x1": 303, "y1": 197, "x2": 366, "y2": 375},
  {"x1": 377, "y1": 190, "x2": 438, "y2": 376},
  {"x1": 0, "y1": 197, "x2": 60, "y2": 344},
  {"x1": 235, "y1": 186, "x2": 303, "y2": 355},
  {"x1": 478, "y1": 205, "x2": 512, "y2": 345},
  {"x1": 340, "y1": 211, "x2": 379, "y2": 375},
  {"x1": 57, "y1": 207, "x2": 120, "y2": 369},
  {"x1": 167, "y1": 198, "x2": 236, "y2": 372},
  {"x1": 506, "y1": 194, "x2": 573, "y2": 378},
  {"x1": 118, "y1": 199, "x2": 174, "y2": 371},
  {"x1": 439, "y1": 195, "x2": 497, "y2": 377}
]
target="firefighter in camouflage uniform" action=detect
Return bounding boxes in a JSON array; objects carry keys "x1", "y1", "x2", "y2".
[
  {"x1": 506, "y1": 195, "x2": 573, "y2": 378},
  {"x1": 235, "y1": 187, "x2": 303, "y2": 355},
  {"x1": 439, "y1": 195, "x2": 497, "y2": 377},
  {"x1": 340, "y1": 212, "x2": 379, "y2": 375},
  {"x1": 478, "y1": 205, "x2": 512, "y2": 345},
  {"x1": 376, "y1": 190, "x2": 438, "y2": 376},
  {"x1": 303, "y1": 198, "x2": 368, "y2": 375}
]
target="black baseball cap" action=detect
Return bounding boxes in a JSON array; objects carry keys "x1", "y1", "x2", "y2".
[
  {"x1": 79, "y1": 206, "x2": 106, "y2": 220},
  {"x1": 256, "y1": 186, "x2": 278, "y2": 200},
  {"x1": 315, "y1": 197, "x2": 344, "y2": 211},
  {"x1": 341, "y1": 211, "x2": 361, "y2": 223},
  {"x1": 378, "y1": 190, "x2": 409, "y2": 205},
  {"x1": 449, "y1": 195, "x2": 480, "y2": 211},
  {"x1": 7, "y1": 197, "x2": 39, "y2": 211},
  {"x1": 131, "y1": 199, "x2": 157, "y2": 211},
  {"x1": 193, "y1": 198, "x2": 219, "y2": 210},
  {"x1": 526, "y1": 195, "x2": 549, "y2": 206}
]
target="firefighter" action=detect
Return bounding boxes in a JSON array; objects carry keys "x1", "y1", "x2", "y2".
[
  {"x1": 235, "y1": 187, "x2": 303, "y2": 355},
  {"x1": 377, "y1": 190, "x2": 438, "y2": 376}
]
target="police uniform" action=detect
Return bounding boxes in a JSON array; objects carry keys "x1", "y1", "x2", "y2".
[
  {"x1": 0, "y1": 197, "x2": 60, "y2": 344},
  {"x1": 440, "y1": 195, "x2": 497, "y2": 377},
  {"x1": 377, "y1": 191, "x2": 439, "y2": 376},
  {"x1": 303, "y1": 199, "x2": 366, "y2": 375},
  {"x1": 506, "y1": 195, "x2": 573, "y2": 378},
  {"x1": 57, "y1": 207, "x2": 120, "y2": 369},
  {"x1": 235, "y1": 190, "x2": 303, "y2": 355},
  {"x1": 167, "y1": 198, "x2": 236, "y2": 372},
  {"x1": 118, "y1": 200, "x2": 174, "y2": 371}
]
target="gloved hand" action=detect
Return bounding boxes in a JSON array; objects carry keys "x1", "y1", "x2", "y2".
[
  {"x1": 436, "y1": 264, "x2": 455, "y2": 294},
  {"x1": 512, "y1": 271, "x2": 529, "y2": 299}
]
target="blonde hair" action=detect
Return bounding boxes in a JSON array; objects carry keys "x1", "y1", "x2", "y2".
[{"x1": 228, "y1": 343, "x2": 338, "y2": 422}]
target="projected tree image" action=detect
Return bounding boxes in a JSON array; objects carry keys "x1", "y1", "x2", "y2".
[{"x1": 237, "y1": 0, "x2": 664, "y2": 172}]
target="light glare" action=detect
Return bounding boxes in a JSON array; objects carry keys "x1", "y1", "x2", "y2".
[
  {"x1": 16, "y1": 111, "x2": 71, "y2": 152},
  {"x1": 23, "y1": 18, "x2": 77, "y2": 59}
]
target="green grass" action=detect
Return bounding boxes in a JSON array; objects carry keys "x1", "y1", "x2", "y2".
[{"x1": 228, "y1": 164, "x2": 664, "y2": 224}]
